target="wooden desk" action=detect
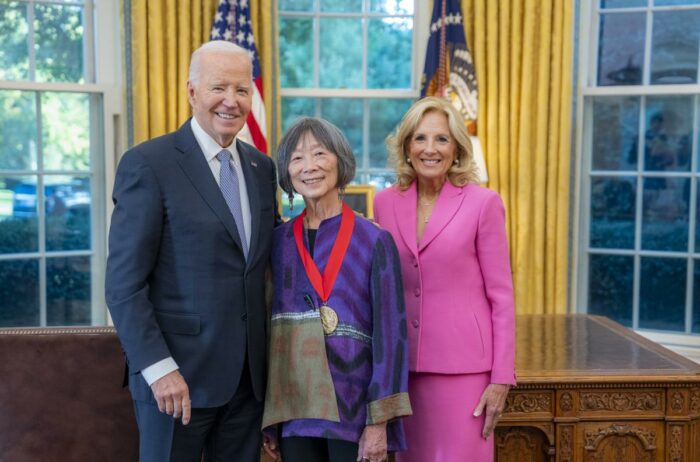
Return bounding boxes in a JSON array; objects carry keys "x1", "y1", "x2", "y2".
[{"x1": 496, "y1": 315, "x2": 700, "y2": 462}]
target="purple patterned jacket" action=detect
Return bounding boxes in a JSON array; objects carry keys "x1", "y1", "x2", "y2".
[{"x1": 262, "y1": 212, "x2": 412, "y2": 451}]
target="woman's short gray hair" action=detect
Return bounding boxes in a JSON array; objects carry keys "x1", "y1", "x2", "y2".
[
  {"x1": 189, "y1": 40, "x2": 251, "y2": 84},
  {"x1": 276, "y1": 117, "x2": 356, "y2": 196}
]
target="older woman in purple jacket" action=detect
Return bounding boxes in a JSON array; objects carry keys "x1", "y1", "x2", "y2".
[{"x1": 261, "y1": 117, "x2": 411, "y2": 462}]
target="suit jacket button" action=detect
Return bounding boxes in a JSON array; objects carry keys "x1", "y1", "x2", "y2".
[
  {"x1": 414, "y1": 288, "x2": 421, "y2": 297},
  {"x1": 412, "y1": 319, "x2": 419, "y2": 328},
  {"x1": 241, "y1": 313, "x2": 248, "y2": 321}
]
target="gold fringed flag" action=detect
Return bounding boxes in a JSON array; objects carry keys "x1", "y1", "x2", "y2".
[{"x1": 421, "y1": 0, "x2": 487, "y2": 182}]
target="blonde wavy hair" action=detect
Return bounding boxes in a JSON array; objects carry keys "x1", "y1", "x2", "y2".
[{"x1": 386, "y1": 97, "x2": 480, "y2": 190}]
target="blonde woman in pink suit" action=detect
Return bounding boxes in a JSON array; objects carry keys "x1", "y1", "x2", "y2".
[{"x1": 373, "y1": 97, "x2": 516, "y2": 461}]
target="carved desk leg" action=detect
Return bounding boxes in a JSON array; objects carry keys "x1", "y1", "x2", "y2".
[
  {"x1": 667, "y1": 423, "x2": 686, "y2": 462},
  {"x1": 557, "y1": 424, "x2": 574, "y2": 462},
  {"x1": 496, "y1": 390, "x2": 556, "y2": 462}
]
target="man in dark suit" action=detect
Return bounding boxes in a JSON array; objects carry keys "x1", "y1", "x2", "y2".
[{"x1": 105, "y1": 40, "x2": 279, "y2": 462}]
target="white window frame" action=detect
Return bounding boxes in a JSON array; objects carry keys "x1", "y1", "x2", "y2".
[
  {"x1": 0, "y1": 0, "x2": 123, "y2": 326},
  {"x1": 277, "y1": 0, "x2": 430, "y2": 184},
  {"x1": 573, "y1": 0, "x2": 700, "y2": 359}
]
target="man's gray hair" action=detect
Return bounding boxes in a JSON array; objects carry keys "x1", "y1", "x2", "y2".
[
  {"x1": 276, "y1": 117, "x2": 356, "y2": 196},
  {"x1": 188, "y1": 40, "x2": 252, "y2": 84}
]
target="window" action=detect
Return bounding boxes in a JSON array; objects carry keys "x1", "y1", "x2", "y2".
[
  {"x1": 278, "y1": 0, "x2": 424, "y2": 210},
  {"x1": 0, "y1": 0, "x2": 121, "y2": 327},
  {"x1": 576, "y1": 0, "x2": 700, "y2": 346}
]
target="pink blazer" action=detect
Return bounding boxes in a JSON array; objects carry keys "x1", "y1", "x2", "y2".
[{"x1": 374, "y1": 182, "x2": 516, "y2": 385}]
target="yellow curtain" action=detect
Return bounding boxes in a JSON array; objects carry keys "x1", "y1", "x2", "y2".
[
  {"x1": 249, "y1": 1, "x2": 281, "y2": 149},
  {"x1": 461, "y1": 0, "x2": 573, "y2": 314},
  {"x1": 129, "y1": 0, "x2": 277, "y2": 149}
]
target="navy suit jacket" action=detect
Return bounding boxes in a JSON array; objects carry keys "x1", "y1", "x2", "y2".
[{"x1": 105, "y1": 120, "x2": 279, "y2": 408}]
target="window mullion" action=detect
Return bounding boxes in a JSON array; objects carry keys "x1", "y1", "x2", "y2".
[
  {"x1": 90, "y1": 92, "x2": 104, "y2": 325},
  {"x1": 361, "y1": 0, "x2": 369, "y2": 183},
  {"x1": 27, "y1": 0, "x2": 36, "y2": 81},
  {"x1": 83, "y1": 0, "x2": 95, "y2": 83},
  {"x1": 642, "y1": 4, "x2": 652, "y2": 86},
  {"x1": 362, "y1": 15, "x2": 368, "y2": 89},
  {"x1": 590, "y1": 0, "x2": 600, "y2": 87},
  {"x1": 36, "y1": 90, "x2": 47, "y2": 326},
  {"x1": 313, "y1": 12, "x2": 320, "y2": 88},
  {"x1": 690, "y1": 95, "x2": 700, "y2": 333},
  {"x1": 632, "y1": 96, "x2": 646, "y2": 330},
  {"x1": 362, "y1": 98, "x2": 369, "y2": 183}
]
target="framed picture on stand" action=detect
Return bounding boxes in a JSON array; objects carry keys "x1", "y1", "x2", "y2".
[{"x1": 343, "y1": 184, "x2": 375, "y2": 219}]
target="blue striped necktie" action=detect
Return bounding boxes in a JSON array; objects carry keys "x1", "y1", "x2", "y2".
[{"x1": 217, "y1": 149, "x2": 248, "y2": 259}]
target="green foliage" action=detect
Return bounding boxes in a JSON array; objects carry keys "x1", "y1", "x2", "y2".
[
  {"x1": 0, "y1": 216, "x2": 38, "y2": 254},
  {"x1": 0, "y1": 2, "x2": 29, "y2": 80},
  {"x1": 369, "y1": 0, "x2": 414, "y2": 14},
  {"x1": 0, "y1": 90, "x2": 91, "y2": 172},
  {"x1": 367, "y1": 18, "x2": 412, "y2": 89},
  {"x1": 320, "y1": 0, "x2": 362, "y2": 13},
  {"x1": 0, "y1": 2, "x2": 84, "y2": 82},
  {"x1": 279, "y1": 17, "x2": 313, "y2": 88},
  {"x1": 319, "y1": 18, "x2": 362, "y2": 88},
  {"x1": 42, "y1": 93, "x2": 91, "y2": 171},
  {"x1": 0, "y1": 259, "x2": 39, "y2": 327},
  {"x1": 368, "y1": 98, "x2": 413, "y2": 168},
  {"x1": 320, "y1": 98, "x2": 363, "y2": 153},
  {"x1": 0, "y1": 91, "x2": 36, "y2": 170},
  {"x1": 279, "y1": 0, "x2": 315, "y2": 12},
  {"x1": 0, "y1": 190, "x2": 12, "y2": 216},
  {"x1": 281, "y1": 97, "x2": 315, "y2": 132},
  {"x1": 46, "y1": 257, "x2": 91, "y2": 326},
  {"x1": 280, "y1": 10, "x2": 412, "y2": 89},
  {"x1": 34, "y1": 3, "x2": 84, "y2": 83}
]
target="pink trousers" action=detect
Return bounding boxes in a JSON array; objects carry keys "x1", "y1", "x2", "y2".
[{"x1": 396, "y1": 371, "x2": 493, "y2": 462}]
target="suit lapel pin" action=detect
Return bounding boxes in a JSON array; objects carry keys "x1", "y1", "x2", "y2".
[{"x1": 251, "y1": 161, "x2": 258, "y2": 167}]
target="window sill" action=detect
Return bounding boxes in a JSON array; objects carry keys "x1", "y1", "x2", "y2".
[{"x1": 637, "y1": 330, "x2": 700, "y2": 364}]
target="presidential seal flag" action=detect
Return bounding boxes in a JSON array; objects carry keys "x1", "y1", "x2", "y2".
[
  {"x1": 421, "y1": 0, "x2": 487, "y2": 181},
  {"x1": 211, "y1": 0, "x2": 268, "y2": 154}
]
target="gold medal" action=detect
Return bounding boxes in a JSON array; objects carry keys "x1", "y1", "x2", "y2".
[
  {"x1": 294, "y1": 204, "x2": 355, "y2": 337},
  {"x1": 319, "y1": 305, "x2": 338, "y2": 335}
]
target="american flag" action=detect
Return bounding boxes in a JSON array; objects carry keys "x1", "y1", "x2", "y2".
[
  {"x1": 421, "y1": 0, "x2": 487, "y2": 182},
  {"x1": 210, "y1": 0, "x2": 268, "y2": 154}
]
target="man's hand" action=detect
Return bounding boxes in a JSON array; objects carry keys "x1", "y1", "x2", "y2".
[
  {"x1": 151, "y1": 370, "x2": 191, "y2": 425},
  {"x1": 357, "y1": 422, "x2": 387, "y2": 462},
  {"x1": 473, "y1": 383, "x2": 511, "y2": 439}
]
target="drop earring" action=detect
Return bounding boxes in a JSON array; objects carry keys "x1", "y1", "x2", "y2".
[{"x1": 288, "y1": 192, "x2": 295, "y2": 211}]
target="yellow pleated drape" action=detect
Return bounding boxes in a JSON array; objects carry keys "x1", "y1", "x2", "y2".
[
  {"x1": 249, "y1": 1, "x2": 281, "y2": 150},
  {"x1": 129, "y1": 0, "x2": 278, "y2": 149},
  {"x1": 461, "y1": 0, "x2": 573, "y2": 314}
]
